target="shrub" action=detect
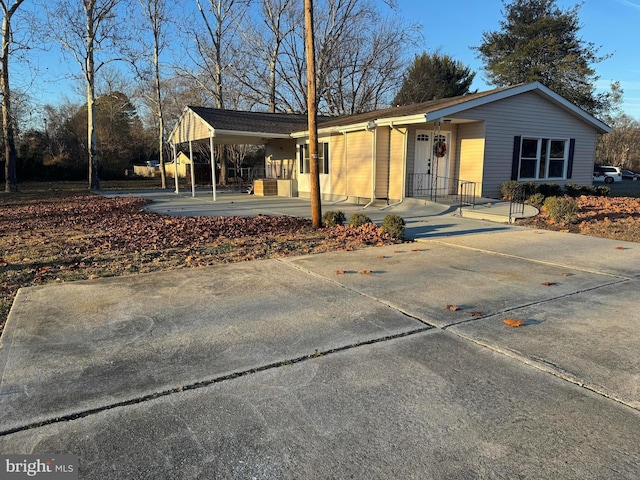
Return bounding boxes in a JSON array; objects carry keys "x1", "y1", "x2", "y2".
[
  {"x1": 322, "y1": 210, "x2": 346, "y2": 227},
  {"x1": 348, "y1": 212, "x2": 372, "y2": 227},
  {"x1": 500, "y1": 180, "x2": 523, "y2": 200},
  {"x1": 382, "y1": 214, "x2": 405, "y2": 241},
  {"x1": 595, "y1": 186, "x2": 610, "y2": 197},
  {"x1": 537, "y1": 183, "x2": 563, "y2": 197},
  {"x1": 526, "y1": 193, "x2": 545, "y2": 208},
  {"x1": 544, "y1": 196, "x2": 579, "y2": 224},
  {"x1": 564, "y1": 183, "x2": 597, "y2": 197},
  {"x1": 500, "y1": 180, "x2": 537, "y2": 200}
]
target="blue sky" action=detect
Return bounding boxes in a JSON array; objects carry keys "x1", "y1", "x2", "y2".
[
  {"x1": 18, "y1": 0, "x2": 640, "y2": 125},
  {"x1": 391, "y1": 0, "x2": 640, "y2": 118}
]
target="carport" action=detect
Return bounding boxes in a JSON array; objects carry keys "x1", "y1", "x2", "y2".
[{"x1": 168, "y1": 107, "x2": 309, "y2": 200}]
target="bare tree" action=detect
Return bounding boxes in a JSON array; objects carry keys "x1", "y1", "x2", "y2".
[
  {"x1": 235, "y1": 0, "x2": 296, "y2": 112},
  {"x1": 48, "y1": 0, "x2": 128, "y2": 190},
  {"x1": 0, "y1": 0, "x2": 25, "y2": 192},
  {"x1": 135, "y1": 0, "x2": 171, "y2": 188},
  {"x1": 277, "y1": 0, "x2": 419, "y2": 115},
  {"x1": 596, "y1": 114, "x2": 640, "y2": 170},
  {"x1": 178, "y1": 0, "x2": 250, "y2": 185}
]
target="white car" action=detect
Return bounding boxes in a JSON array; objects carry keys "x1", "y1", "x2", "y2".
[{"x1": 593, "y1": 165, "x2": 622, "y2": 183}]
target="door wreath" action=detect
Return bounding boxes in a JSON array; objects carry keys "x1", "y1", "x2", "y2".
[{"x1": 434, "y1": 140, "x2": 447, "y2": 158}]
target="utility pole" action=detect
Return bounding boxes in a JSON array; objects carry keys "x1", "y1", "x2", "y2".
[{"x1": 304, "y1": 0, "x2": 322, "y2": 228}]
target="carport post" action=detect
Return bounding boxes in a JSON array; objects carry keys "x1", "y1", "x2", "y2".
[
  {"x1": 189, "y1": 139, "x2": 196, "y2": 198},
  {"x1": 209, "y1": 133, "x2": 217, "y2": 201},
  {"x1": 171, "y1": 143, "x2": 179, "y2": 194}
]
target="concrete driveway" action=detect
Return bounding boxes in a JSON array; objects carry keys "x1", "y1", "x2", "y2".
[{"x1": 0, "y1": 192, "x2": 638, "y2": 479}]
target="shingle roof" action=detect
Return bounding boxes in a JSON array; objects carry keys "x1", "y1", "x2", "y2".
[
  {"x1": 315, "y1": 87, "x2": 512, "y2": 129},
  {"x1": 188, "y1": 106, "x2": 311, "y2": 135}
]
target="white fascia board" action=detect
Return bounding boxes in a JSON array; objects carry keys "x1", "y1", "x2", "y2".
[
  {"x1": 375, "y1": 114, "x2": 432, "y2": 126},
  {"x1": 212, "y1": 129, "x2": 292, "y2": 139}
]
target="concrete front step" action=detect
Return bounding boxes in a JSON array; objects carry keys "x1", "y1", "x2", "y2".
[{"x1": 461, "y1": 202, "x2": 538, "y2": 223}]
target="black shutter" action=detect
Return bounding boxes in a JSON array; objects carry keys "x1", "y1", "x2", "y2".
[
  {"x1": 299, "y1": 145, "x2": 304, "y2": 174},
  {"x1": 567, "y1": 138, "x2": 575, "y2": 179},
  {"x1": 511, "y1": 136, "x2": 521, "y2": 180},
  {"x1": 323, "y1": 143, "x2": 329, "y2": 174}
]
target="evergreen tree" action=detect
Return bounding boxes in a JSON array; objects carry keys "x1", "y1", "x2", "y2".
[
  {"x1": 474, "y1": 0, "x2": 612, "y2": 115},
  {"x1": 393, "y1": 52, "x2": 476, "y2": 106}
]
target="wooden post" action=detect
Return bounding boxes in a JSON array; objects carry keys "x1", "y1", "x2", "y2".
[{"x1": 304, "y1": 0, "x2": 322, "y2": 228}]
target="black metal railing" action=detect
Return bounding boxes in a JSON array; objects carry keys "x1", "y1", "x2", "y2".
[
  {"x1": 407, "y1": 174, "x2": 478, "y2": 208},
  {"x1": 508, "y1": 188, "x2": 526, "y2": 223}
]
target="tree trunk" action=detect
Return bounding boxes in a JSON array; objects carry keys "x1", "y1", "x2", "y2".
[
  {"x1": 154, "y1": 26, "x2": 167, "y2": 189},
  {"x1": 86, "y1": 1, "x2": 100, "y2": 191},
  {"x1": 304, "y1": 0, "x2": 321, "y2": 228},
  {"x1": 1, "y1": 8, "x2": 19, "y2": 193}
]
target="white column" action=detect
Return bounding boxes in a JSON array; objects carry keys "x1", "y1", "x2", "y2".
[
  {"x1": 189, "y1": 140, "x2": 196, "y2": 198},
  {"x1": 172, "y1": 143, "x2": 179, "y2": 194},
  {"x1": 209, "y1": 133, "x2": 217, "y2": 202}
]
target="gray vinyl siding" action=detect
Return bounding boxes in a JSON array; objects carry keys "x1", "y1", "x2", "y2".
[{"x1": 449, "y1": 91, "x2": 599, "y2": 198}]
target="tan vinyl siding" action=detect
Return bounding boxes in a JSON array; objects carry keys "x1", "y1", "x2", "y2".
[
  {"x1": 345, "y1": 130, "x2": 373, "y2": 198},
  {"x1": 170, "y1": 109, "x2": 211, "y2": 144},
  {"x1": 388, "y1": 127, "x2": 406, "y2": 200},
  {"x1": 265, "y1": 139, "x2": 297, "y2": 179},
  {"x1": 456, "y1": 122, "x2": 486, "y2": 195},
  {"x1": 449, "y1": 91, "x2": 599, "y2": 197},
  {"x1": 330, "y1": 134, "x2": 347, "y2": 196},
  {"x1": 375, "y1": 127, "x2": 390, "y2": 198}
]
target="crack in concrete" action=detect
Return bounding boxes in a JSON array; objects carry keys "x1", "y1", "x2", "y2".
[
  {"x1": 441, "y1": 278, "x2": 630, "y2": 328},
  {"x1": 0, "y1": 325, "x2": 432, "y2": 438},
  {"x1": 281, "y1": 258, "x2": 640, "y2": 413},
  {"x1": 451, "y1": 329, "x2": 640, "y2": 413}
]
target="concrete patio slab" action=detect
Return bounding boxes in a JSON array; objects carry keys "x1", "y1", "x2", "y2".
[
  {"x1": 433, "y1": 228, "x2": 640, "y2": 278},
  {"x1": 284, "y1": 242, "x2": 622, "y2": 328},
  {"x1": 449, "y1": 279, "x2": 640, "y2": 409},
  {"x1": 0, "y1": 259, "x2": 425, "y2": 433},
  {"x1": 1, "y1": 331, "x2": 638, "y2": 479}
]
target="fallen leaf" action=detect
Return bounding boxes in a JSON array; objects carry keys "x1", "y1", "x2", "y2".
[
  {"x1": 445, "y1": 304, "x2": 460, "y2": 311},
  {"x1": 615, "y1": 246, "x2": 626, "y2": 250},
  {"x1": 335, "y1": 270, "x2": 346, "y2": 274},
  {"x1": 504, "y1": 318, "x2": 524, "y2": 327},
  {"x1": 377, "y1": 255, "x2": 386, "y2": 259},
  {"x1": 412, "y1": 248, "x2": 421, "y2": 252},
  {"x1": 358, "y1": 269, "x2": 373, "y2": 274},
  {"x1": 470, "y1": 311, "x2": 484, "y2": 317},
  {"x1": 541, "y1": 281, "x2": 558, "y2": 286},
  {"x1": 559, "y1": 272, "x2": 571, "y2": 277}
]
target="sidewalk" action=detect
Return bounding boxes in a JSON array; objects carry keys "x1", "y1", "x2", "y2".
[{"x1": 0, "y1": 194, "x2": 638, "y2": 478}]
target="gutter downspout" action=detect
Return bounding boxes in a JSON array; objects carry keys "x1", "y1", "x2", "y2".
[
  {"x1": 363, "y1": 120, "x2": 377, "y2": 209},
  {"x1": 381, "y1": 122, "x2": 407, "y2": 210}
]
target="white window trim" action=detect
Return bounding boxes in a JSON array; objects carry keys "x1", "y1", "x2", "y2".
[
  {"x1": 299, "y1": 142, "x2": 329, "y2": 175},
  {"x1": 518, "y1": 137, "x2": 569, "y2": 181}
]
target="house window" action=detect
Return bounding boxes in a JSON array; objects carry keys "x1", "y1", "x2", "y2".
[
  {"x1": 518, "y1": 137, "x2": 568, "y2": 180},
  {"x1": 299, "y1": 143, "x2": 329, "y2": 174}
]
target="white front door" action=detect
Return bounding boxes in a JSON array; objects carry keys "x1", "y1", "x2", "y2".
[{"x1": 414, "y1": 130, "x2": 450, "y2": 195}]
